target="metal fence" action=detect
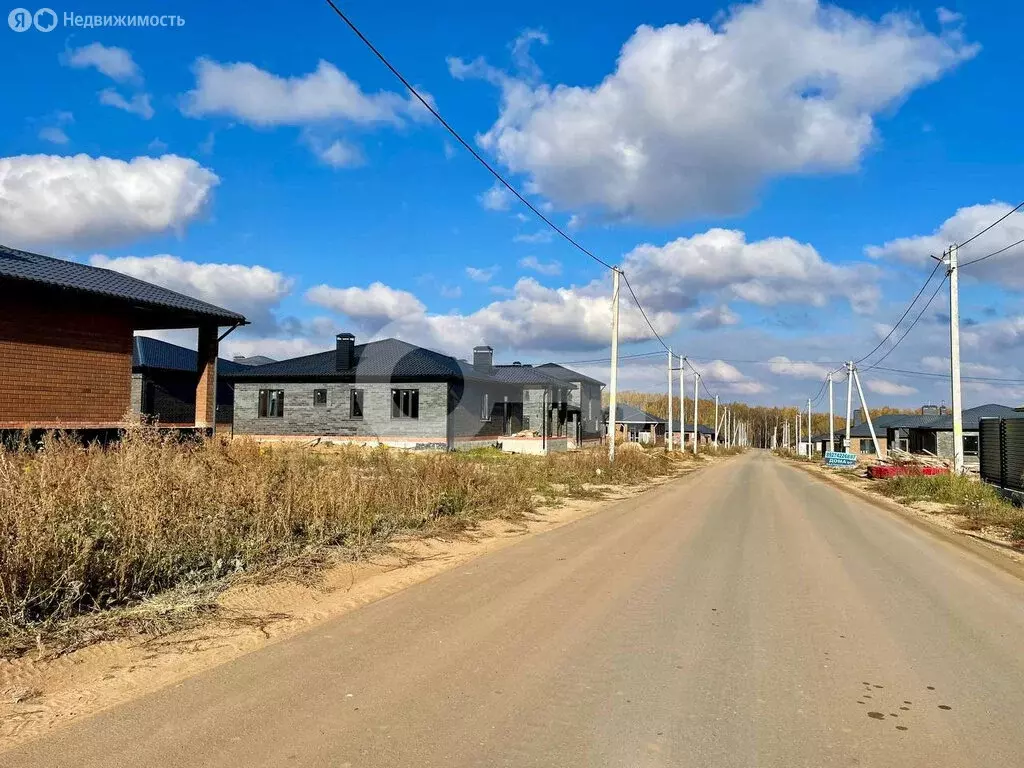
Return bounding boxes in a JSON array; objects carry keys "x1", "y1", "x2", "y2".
[{"x1": 979, "y1": 417, "x2": 1024, "y2": 493}]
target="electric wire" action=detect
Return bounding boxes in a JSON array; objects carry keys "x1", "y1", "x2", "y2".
[
  {"x1": 956, "y1": 200, "x2": 1024, "y2": 250},
  {"x1": 854, "y1": 259, "x2": 943, "y2": 366},
  {"x1": 958, "y1": 236, "x2": 1024, "y2": 268},
  {"x1": 861, "y1": 274, "x2": 948, "y2": 372}
]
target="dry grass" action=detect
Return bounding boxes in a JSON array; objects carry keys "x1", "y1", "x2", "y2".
[
  {"x1": 0, "y1": 427, "x2": 689, "y2": 656},
  {"x1": 874, "y1": 473, "x2": 1024, "y2": 542}
]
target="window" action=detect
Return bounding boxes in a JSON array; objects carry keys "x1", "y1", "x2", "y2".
[
  {"x1": 523, "y1": 390, "x2": 530, "y2": 402},
  {"x1": 313, "y1": 389, "x2": 327, "y2": 407},
  {"x1": 859, "y1": 439, "x2": 874, "y2": 454},
  {"x1": 481, "y1": 393, "x2": 491, "y2": 421},
  {"x1": 350, "y1": 388, "x2": 364, "y2": 420},
  {"x1": 391, "y1": 388, "x2": 419, "y2": 419},
  {"x1": 258, "y1": 389, "x2": 285, "y2": 418},
  {"x1": 588, "y1": 398, "x2": 593, "y2": 421},
  {"x1": 963, "y1": 434, "x2": 979, "y2": 456}
]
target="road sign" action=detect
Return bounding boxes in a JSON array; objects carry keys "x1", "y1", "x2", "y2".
[{"x1": 825, "y1": 451, "x2": 857, "y2": 467}]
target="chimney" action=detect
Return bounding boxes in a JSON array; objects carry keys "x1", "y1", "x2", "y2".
[
  {"x1": 473, "y1": 345, "x2": 493, "y2": 372},
  {"x1": 233, "y1": 354, "x2": 246, "y2": 362},
  {"x1": 853, "y1": 408, "x2": 864, "y2": 426},
  {"x1": 336, "y1": 333, "x2": 355, "y2": 371}
]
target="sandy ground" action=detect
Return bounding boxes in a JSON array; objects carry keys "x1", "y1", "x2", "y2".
[
  {"x1": 0, "y1": 461, "x2": 709, "y2": 752},
  {"x1": 791, "y1": 460, "x2": 1024, "y2": 568}
]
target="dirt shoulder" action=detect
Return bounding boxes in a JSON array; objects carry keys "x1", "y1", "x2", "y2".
[
  {"x1": 0, "y1": 456, "x2": 722, "y2": 752},
  {"x1": 786, "y1": 459, "x2": 1024, "y2": 577}
]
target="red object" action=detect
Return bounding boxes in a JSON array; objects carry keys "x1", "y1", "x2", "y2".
[{"x1": 867, "y1": 465, "x2": 950, "y2": 479}]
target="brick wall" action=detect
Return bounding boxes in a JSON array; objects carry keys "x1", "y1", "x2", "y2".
[{"x1": 0, "y1": 299, "x2": 133, "y2": 427}]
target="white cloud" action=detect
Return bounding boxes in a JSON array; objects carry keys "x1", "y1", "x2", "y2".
[
  {"x1": 466, "y1": 265, "x2": 499, "y2": 282},
  {"x1": 455, "y1": 0, "x2": 975, "y2": 222},
  {"x1": 99, "y1": 89, "x2": 154, "y2": 119},
  {"x1": 767, "y1": 356, "x2": 836, "y2": 379},
  {"x1": 0, "y1": 154, "x2": 219, "y2": 249},
  {"x1": 64, "y1": 43, "x2": 140, "y2": 82},
  {"x1": 182, "y1": 58, "x2": 419, "y2": 127},
  {"x1": 866, "y1": 201, "x2": 1024, "y2": 289},
  {"x1": 919, "y1": 355, "x2": 1003, "y2": 378},
  {"x1": 306, "y1": 282, "x2": 426, "y2": 328},
  {"x1": 518, "y1": 255, "x2": 561, "y2": 276},
  {"x1": 937, "y1": 7, "x2": 963, "y2": 25},
  {"x1": 510, "y1": 28, "x2": 549, "y2": 82},
  {"x1": 865, "y1": 378, "x2": 918, "y2": 396},
  {"x1": 90, "y1": 254, "x2": 292, "y2": 328},
  {"x1": 38, "y1": 126, "x2": 69, "y2": 145},
  {"x1": 566, "y1": 214, "x2": 583, "y2": 230},
  {"x1": 440, "y1": 284, "x2": 462, "y2": 299},
  {"x1": 308, "y1": 276, "x2": 677, "y2": 353},
  {"x1": 479, "y1": 183, "x2": 512, "y2": 211},
  {"x1": 513, "y1": 229, "x2": 552, "y2": 244},
  {"x1": 148, "y1": 138, "x2": 168, "y2": 152},
  {"x1": 621, "y1": 228, "x2": 879, "y2": 314},
  {"x1": 691, "y1": 304, "x2": 740, "y2": 329},
  {"x1": 308, "y1": 137, "x2": 364, "y2": 168}
]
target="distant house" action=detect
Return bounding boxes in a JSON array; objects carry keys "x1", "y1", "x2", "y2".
[
  {"x1": 223, "y1": 336, "x2": 602, "y2": 453},
  {"x1": 603, "y1": 404, "x2": 665, "y2": 444},
  {"x1": 132, "y1": 336, "x2": 256, "y2": 427},
  {"x1": 0, "y1": 244, "x2": 245, "y2": 435},
  {"x1": 667, "y1": 420, "x2": 717, "y2": 446},
  {"x1": 906, "y1": 404, "x2": 1021, "y2": 466}
]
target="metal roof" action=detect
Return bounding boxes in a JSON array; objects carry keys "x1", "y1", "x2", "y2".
[
  {"x1": 535, "y1": 363, "x2": 605, "y2": 387},
  {"x1": 0, "y1": 244, "x2": 246, "y2": 325},
  {"x1": 603, "y1": 403, "x2": 665, "y2": 424},
  {"x1": 492, "y1": 365, "x2": 575, "y2": 386},
  {"x1": 223, "y1": 338, "x2": 499, "y2": 383},
  {"x1": 133, "y1": 336, "x2": 249, "y2": 374},
  {"x1": 914, "y1": 404, "x2": 1021, "y2": 431}
]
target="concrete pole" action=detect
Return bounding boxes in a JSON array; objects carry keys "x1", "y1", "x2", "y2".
[
  {"x1": 845, "y1": 361, "x2": 854, "y2": 450},
  {"x1": 828, "y1": 372, "x2": 835, "y2": 454},
  {"x1": 667, "y1": 348, "x2": 673, "y2": 452},
  {"x1": 693, "y1": 372, "x2": 700, "y2": 455},
  {"x1": 677, "y1": 356, "x2": 683, "y2": 452},
  {"x1": 852, "y1": 366, "x2": 881, "y2": 458},
  {"x1": 607, "y1": 268, "x2": 620, "y2": 462},
  {"x1": 714, "y1": 395, "x2": 719, "y2": 449},
  {"x1": 795, "y1": 412, "x2": 800, "y2": 455},
  {"x1": 947, "y1": 244, "x2": 964, "y2": 474},
  {"x1": 807, "y1": 398, "x2": 812, "y2": 457}
]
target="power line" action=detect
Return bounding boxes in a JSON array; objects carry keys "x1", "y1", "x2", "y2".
[
  {"x1": 322, "y1": 0, "x2": 615, "y2": 272},
  {"x1": 854, "y1": 259, "x2": 943, "y2": 365},
  {"x1": 957, "y1": 200, "x2": 1024, "y2": 250},
  {"x1": 870, "y1": 365, "x2": 1024, "y2": 384},
  {"x1": 959, "y1": 236, "x2": 1024, "y2": 268},
  {"x1": 621, "y1": 272, "x2": 671, "y2": 352},
  {"x1": 546, "y1": 351, "x2": 664, "y2": 366},
  {"x1": 862, "y1": 274, "x2": 948, "y2": 372}
]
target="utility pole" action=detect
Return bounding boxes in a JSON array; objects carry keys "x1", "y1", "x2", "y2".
[
  {"x1": 693, "y1": 372, "x2": 700, "y2": 455},
  {"x1": 667, "y1": 348, "x2": 673, "y2": 452},
  {"x1": 795, "y1": 411, "x2": 800, "y2": 455},
  {"x1": 714, "y1": 395, "x2": 719, "y2": 449},
  {"x1": 845, "y1": 361, "x2": 854, "y2": 451},
  {"x1": 608, "y1": 268, "x2": 620, "y2": 462},
  {"x1": 828, "y1": 372, "x2": 835, "y2": 454},
  {"x1": 677, "y1": 355, "x2": 683, "y2": 453},
  {"x1": 947, "y1": 244, "x2": 964, "y2": 474},
  {"x1": 807, "y1": 398, "x2": 812, "y2": 458},
  {"x1": 851, "y1": 366, "x2": 881, "y2": 458}
]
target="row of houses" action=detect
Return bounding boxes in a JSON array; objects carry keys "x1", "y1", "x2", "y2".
[
  {"x1": 0, "y1": 244, "x2": 605, "y2": 453},
  {"x1": 608, "y1": 403, "x2": 719, "y2": 446},
  {"x1": 809, "y1": 405, "x2": 1024, "y2": 467}
]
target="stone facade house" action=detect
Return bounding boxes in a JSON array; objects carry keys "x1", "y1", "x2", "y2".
[
  {"x1": 225, "y1": 337, "x2": 598, "y2": 452},
  {"x1": 535, "y1": 364, "x2": 605, "y2": 444},
  {"x1": 603, "y1": 404, "x2": 665, "y2": 444},
  {"x1": 907, "y1": 404, "x2": 1020, "y2": 467}
]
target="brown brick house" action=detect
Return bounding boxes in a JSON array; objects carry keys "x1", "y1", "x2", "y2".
[{"x1": 0, "y1": 245, "x2": 246, "y2": 432}]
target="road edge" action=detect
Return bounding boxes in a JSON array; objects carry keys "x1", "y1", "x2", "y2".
[{"x1": 784, "y1": 459, "x2": 1024, "y2": 583}]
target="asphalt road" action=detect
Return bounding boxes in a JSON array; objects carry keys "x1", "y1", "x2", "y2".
[{"x1": 8, "y1": 452, "x2": 1024, "y2": 767}]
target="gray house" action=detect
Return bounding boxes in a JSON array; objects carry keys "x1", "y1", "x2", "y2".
[
  {"x1": 536, "y1": 363, "x2": 605, "y2": 444},
  {"x1": 224, "y1": 335, "x2": 597, "y2": 452},
  {"x1": 603, "y1": 404, "x2": 665, "y2": 444},
  {"x1": 906, "y1": 404, "x2": 1021, "y2": 467}
]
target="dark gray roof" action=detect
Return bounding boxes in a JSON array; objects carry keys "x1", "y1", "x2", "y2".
[
  {"x1": 223, "y1": 338, "x2": 498, "y2": 383},
  {"x1": 915, "y1": 404, "x2": 1021, "y2": 431},
  {"x1": 492, "y1": 365, "x2": 574, "y2": 386},
  {"x1": 846, "y1": 413, "x2": 913, "y2": 438},
  {"x1": 603, "y1": 403, "x2": 665, "y2": 424},
  {"x1": 232, "y1": 355, "x2": 277, "y2": 366},
  {"x1": 669, "y1": 421, "x2": 715, "y2": 435},
  {"x1": 133, "y1": 336, "x2": 248, "y2": 374},
  {"x1": 0, "y1": 244, "x2": 245, "y2": 325},
  {"x1": 535, "y1": 363, "x2": 605, "y2": 387}
]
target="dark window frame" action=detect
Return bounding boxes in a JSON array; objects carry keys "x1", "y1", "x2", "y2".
[
  {"x1": 258, "y1": 389, "x2": 285, "y2": 418},
  {"x1": 963, "y1": 434, "x2": 979, "y2": 456},
  {"x1": 481, "y1": 392, "x2": 491, "y2": 421},
  {"x1": 313, "y1": 388, "x2": 328, "y2": 407},
  {"x1": 391, "y1": 388, "x2": 419, "y2": 420},
  {"x1": 350, "y1": 388, "x2": 364, "y2": 420}
]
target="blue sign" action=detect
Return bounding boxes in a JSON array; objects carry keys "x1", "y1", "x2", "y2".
[{"x1": 825, "y1": 451, "x2": 857, "y2": 467}]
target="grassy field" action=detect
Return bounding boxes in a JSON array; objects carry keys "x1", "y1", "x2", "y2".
[
  {"x1": 0, "y1": 428, "x2": 720, "y2": 655},
  {"x1": 874, "y1": 473, "x2": 1024, "y2": 541}
]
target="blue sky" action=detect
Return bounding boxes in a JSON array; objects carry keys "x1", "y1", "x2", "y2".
[{"x1": 3, "y1": 0, "x2": 1024, "y2": 407}]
